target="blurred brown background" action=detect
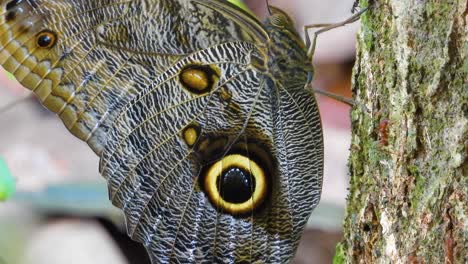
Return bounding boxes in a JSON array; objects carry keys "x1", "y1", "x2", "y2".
[{"x1": 0, "y1": 1, "x2": 360, "y2": 263}]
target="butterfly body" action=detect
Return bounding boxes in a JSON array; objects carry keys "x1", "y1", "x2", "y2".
[{"x1": 0, "y1": 1, "x2": 323, "y2": 263}]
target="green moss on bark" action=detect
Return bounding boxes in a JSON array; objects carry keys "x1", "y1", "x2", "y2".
[{"x1": 342, "y1": 0, "x2": 466, "y2": 263}]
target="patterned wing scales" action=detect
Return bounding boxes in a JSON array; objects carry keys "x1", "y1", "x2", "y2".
[
  {"x1": 99, "y1": 40, "x2": 323, "y2": 262},
  {"x1": 100, "y1": 41, "x2": 270, "y2": 262},
  {"x1": 0, "y1": 0, "x2": 266, "y2": 154},
  {"x1": 0, "y1": 0, "x2": 323, "y2": 263}
]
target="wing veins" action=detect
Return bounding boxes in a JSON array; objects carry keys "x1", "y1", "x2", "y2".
[
  {"x1": 270, "y1": 82, "x2": 296, "y2": 259},
  {"x1": 101, "y1": 63, "x2": 251, "y2": 174},
  {"x1": 211, "y1": 73, "x2": 266, "y2": 261},
  {"x1": 109, "y1": 68, "x2": 252, "y2": 202}
]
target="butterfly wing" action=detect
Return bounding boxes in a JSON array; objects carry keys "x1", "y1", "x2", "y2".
[
  {"x1": 0, "y1": 0, "x2": 323, "y2": 262},
  {"x1": 0, "y1": 0, "x2": 266, "y2": 154},
  {"x1": 100, "y1": 41, "x2": 323, "y2": 263}
]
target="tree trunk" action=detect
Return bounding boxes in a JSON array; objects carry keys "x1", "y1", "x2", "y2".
[{"x1": 338, "y1": 0, "x2": 467, "y2": 263}]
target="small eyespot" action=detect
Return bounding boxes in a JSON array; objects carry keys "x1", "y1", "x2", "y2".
[
  {"x1": 182, "y1": 123, "x2": 201, "y2": 148},
  {"x1": 36, "y1": 30, "x2": 57, "y2": 49},
  {"x1": 179, "y1": 64, "x2": 220, "y2": 95}
]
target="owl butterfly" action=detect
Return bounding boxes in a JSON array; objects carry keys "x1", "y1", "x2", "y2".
[{"x1": 0, "y1": 0, "x2": 324, "y2": 263}]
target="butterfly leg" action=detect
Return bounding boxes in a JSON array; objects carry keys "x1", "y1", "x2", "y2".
[
  {"x1": 303, "y1": 70, "x2": 356, "y2": 107},
  {"x1": 308, "y1": 85, "x2": 370, "y2": 113},
  {"x1": 308, "y1": 85, "x2": 370, "y2": 115},
  {"x1": 303, "y1": 8, "x2": 368, "y2": 108},
  {"x1": 312, "y1": 87, "x2": 355, "y2": 106},
  {"x1": 304, "y1": 7, "x2": 368, "y2": 60}
]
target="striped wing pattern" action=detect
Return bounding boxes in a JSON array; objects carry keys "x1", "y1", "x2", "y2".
[{"x1": 0, "y1": 0, "x2": 323, "y2": 263}]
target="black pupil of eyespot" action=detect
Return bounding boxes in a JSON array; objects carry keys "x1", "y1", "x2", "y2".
[
  {"x1": 38, "y1": 34, "x2": 52, "y2": 47},
  {"x1": 218, "y1": 167, "x2": 255, "y2": 204}
]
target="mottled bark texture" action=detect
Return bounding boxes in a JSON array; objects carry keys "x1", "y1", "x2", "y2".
[{"x1": 337, "y1": 0, "x2": 467, "y2": 263}]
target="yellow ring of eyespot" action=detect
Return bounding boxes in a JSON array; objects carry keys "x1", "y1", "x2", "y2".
[
  {"x1": 36, "y1": 30, "x2": 57, "y2": 49},
  {"x1": 204, "y1": 154, "x2": 267, "y2": 215}
]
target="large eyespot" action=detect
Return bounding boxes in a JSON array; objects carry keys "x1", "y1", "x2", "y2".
[
  {"x1": 36, "y1": 30, "x2": 57, "y2": 49},
  {"x1": 203, "y1": 154, "x2": 268, "y2": 215}
]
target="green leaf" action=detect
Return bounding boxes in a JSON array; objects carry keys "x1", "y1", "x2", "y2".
[
  {"x1": 0, "y1": 158, "x2": 15, "y2": 201},
  {"x1": 227, "y1": 0, "x2": 251, "y2": 13}
]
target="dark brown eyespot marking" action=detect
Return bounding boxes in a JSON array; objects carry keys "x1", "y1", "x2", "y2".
[
  {"x1": 182, "y1": 123, "x2": 201, "y2": 148},
  {"x1": 179, "y1": 64, "x2": 220, "y2": 94},
  {"x1": 202, "y1": 153, "x2": 268, "y2": 216},
  {"x1": 5, "y1": 5, "x2": 27, "y2": 23},
  {"x1": 6, "y1": 0, "x2": 23, "y2": 11},
  {"x1": 36, "y1": 30, "x2": 57, "y2": 49},
  {"x1": 5, "y1": 10, "x2": 16, "y2": 21}
]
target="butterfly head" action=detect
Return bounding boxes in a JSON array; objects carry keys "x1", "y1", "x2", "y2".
[
  {"x1": 264, "y1": 6, "x2": 298, "y2": 36},
  {"x1": 261, "y1": 6, "x2": 313, "y2": 85}
]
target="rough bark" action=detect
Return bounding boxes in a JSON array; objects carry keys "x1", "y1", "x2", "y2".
[{"x1": 337, "y1": 0, "x2": 467, "y2": 263}]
